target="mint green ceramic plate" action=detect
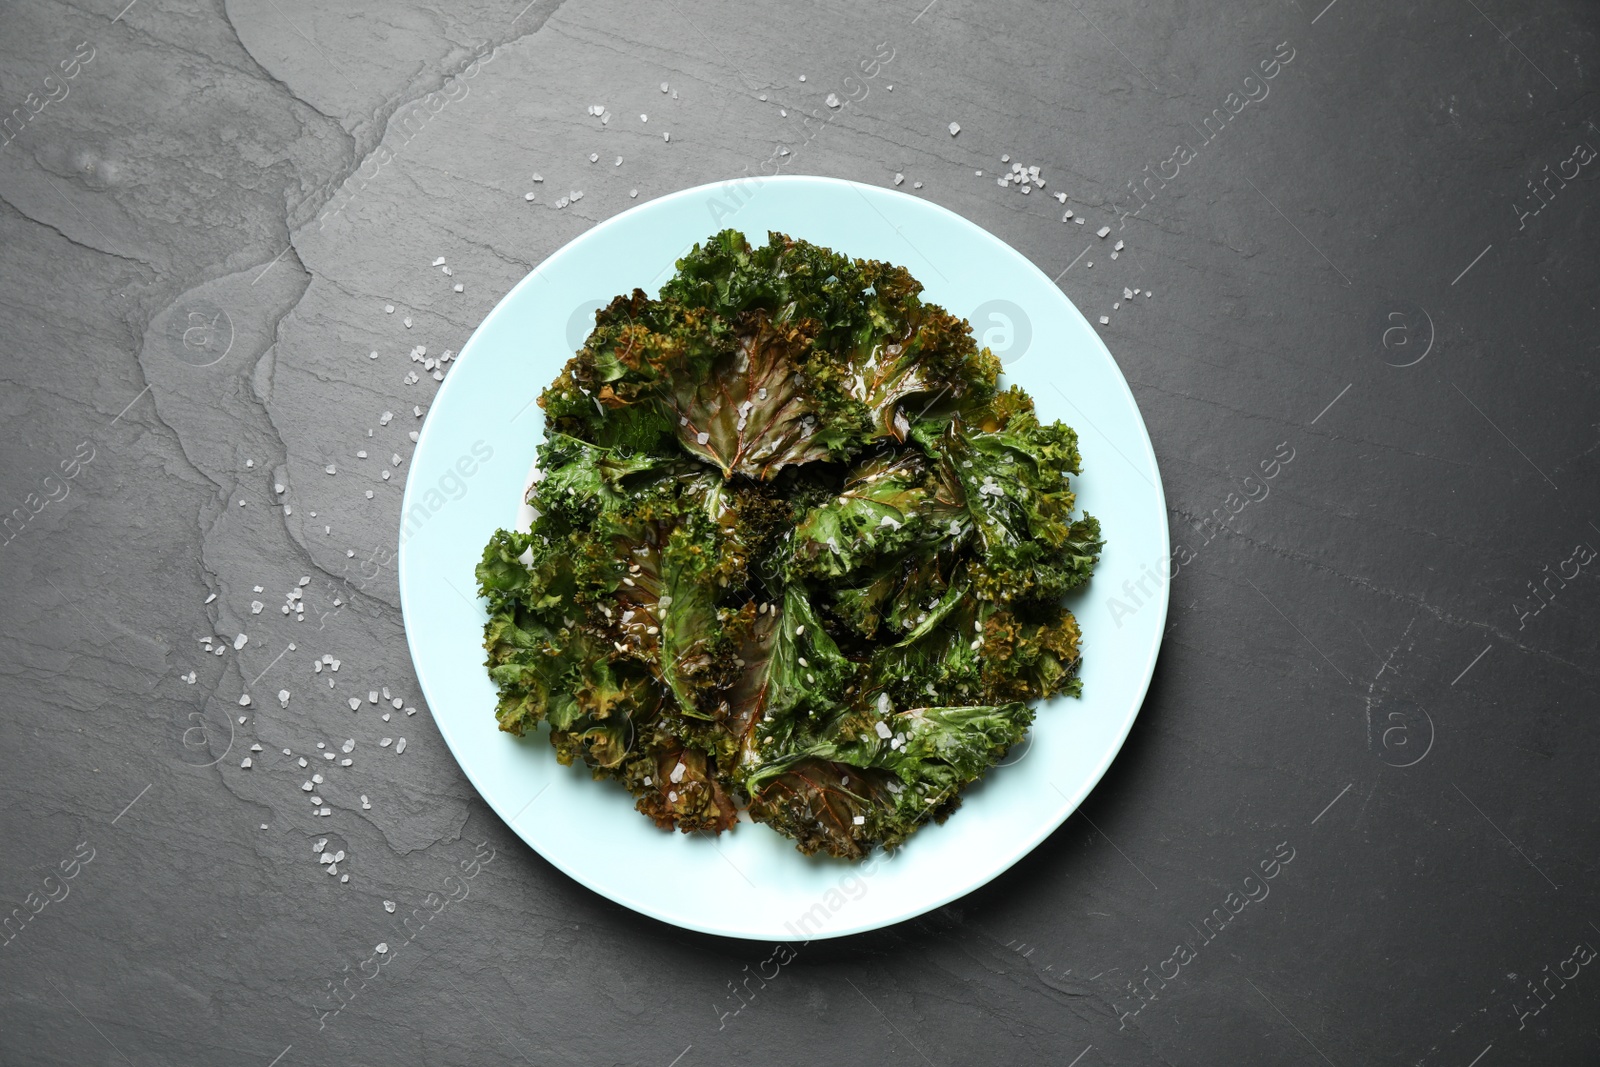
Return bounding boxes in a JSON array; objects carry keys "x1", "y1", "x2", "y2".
[{"x1": 398, "y1": 176, "x2": 1168, "y2": 940}]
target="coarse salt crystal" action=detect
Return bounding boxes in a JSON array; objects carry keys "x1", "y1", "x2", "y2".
[
  {"x1": 347, "y1": 698, "x2": 361, "y2": 711},
  {"x1": 395, "y1": 738, "x2": 407, "y2": 753},
  {"x1": 1097, "y1": 226, "x2": 1111, "y2": 238},
  {"x1": 240, "y1": 757, "x2": 252, "y2": 768},
  {"x1": 948, "y1": 121, "x2": 961, "y2": 136}
]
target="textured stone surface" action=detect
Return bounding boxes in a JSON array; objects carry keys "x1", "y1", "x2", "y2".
[{"x1": 2, "y1": 0, "x2": 1598, "y2": 1063}]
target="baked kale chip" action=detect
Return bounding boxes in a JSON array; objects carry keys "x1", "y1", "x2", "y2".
[{"x1": 477, "y1": 230, "x2": 1103, "y2": 858}]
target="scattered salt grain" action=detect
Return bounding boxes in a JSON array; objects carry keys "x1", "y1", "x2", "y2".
[
  {"x1": 347, "y1": 697, "x2": 361, "y2": 711},
  {"x1": 251, "y1": 601, "x2": 263, "y2": 614},
  {"x1": 238, "y1": 693, "x2": 251, "y2": 706},
  {"x1": 893, "y1": 173, "x2": 904, "y2": 185},
  {"x1": 1099, "y1": 315, "x2": 1110, "y2": 325},
  {"x1": 204, "y1": 593, "x2": 217, "y2": 604},
  {"x1": 384, "y1": 900, "x2": 396, "y2": 912},
  {"x1": 241, "y1": 757, "x2": 252, "y2": 768},
  {"x1": 825, "y1": 92, "x2": 842, "y2": 108},
  {"x1": 1097, "y1": 225, "x2": 1111, "y2": 238},
  {"x1": 660, "y1": 82, "x2": 669, "y2": 92},
  {"x1": 384, "y1": 305, "x2": 394, "y2": 314},
  {"x1": 853, "y1": 815, "x2": 866, "y2": 825},
  {"x1": 589, "y1": 153, "x2": 599, "y2": 163},
  {"x1": 395, "y1": 738, "x2": 407, "y2": 754},
  {"x1": 948, "y1": 122, "x2": 961, "y2": 136},
  {"x1": 325, "y1": 464, "x2": 337, "y2": 475},
  {"x1": 524, "y1": 192, "x2": 536, "y2": 201},
  {"x1": 381, "y1": 738, "x2": 393, "y2": 747}
]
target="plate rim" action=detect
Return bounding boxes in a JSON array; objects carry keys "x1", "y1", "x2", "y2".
[{"x1": 398, "y1": 174, "x2": 1169, "y2": 940}]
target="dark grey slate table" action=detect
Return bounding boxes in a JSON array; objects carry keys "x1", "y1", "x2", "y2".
[{"x1": 2, "y1": 0, "x2": 1596, "y2": 1063}]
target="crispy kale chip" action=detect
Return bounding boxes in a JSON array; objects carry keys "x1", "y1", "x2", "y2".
[{"x1": 476, "y1": 229, "x2": 1103, "y2": 858}]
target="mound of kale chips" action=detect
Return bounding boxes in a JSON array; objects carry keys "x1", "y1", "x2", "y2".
[{"x1": 476, "y1": 230, "x2": 1102, "y2": 859}]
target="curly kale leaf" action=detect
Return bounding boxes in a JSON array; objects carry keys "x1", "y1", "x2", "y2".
[
  {"x1": 744, "y1": 702, "x2": 1033, "y2": 858},
  {"x1": 481, "y1": 228, "x2": 1104, "y2": 857},
  {"x1": 915, "y1": 391, "x2": 1104, "y2": 606}
]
